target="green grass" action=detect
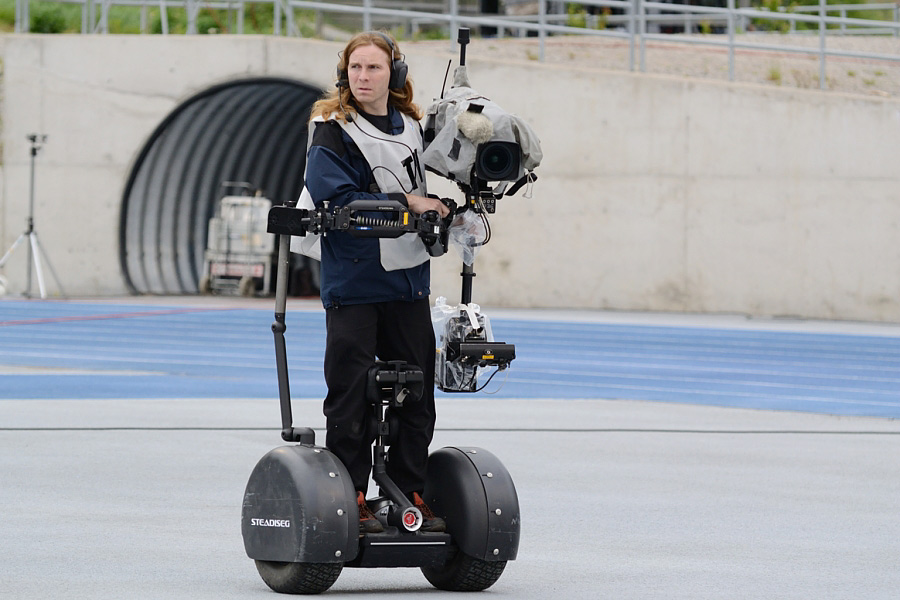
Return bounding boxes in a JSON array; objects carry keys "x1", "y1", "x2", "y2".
[
  {"x1": 3, "y1": 0, "x2": 896, "y2": 37},
  {"x1": 0, "y1": 0, "x2": 320, "y2": 35},
  {"x1": 0, "y1": 0, "x2": 17, "y2": 31}
]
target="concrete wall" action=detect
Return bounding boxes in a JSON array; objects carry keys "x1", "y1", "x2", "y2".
[
  {"x1": 0, "y1": 35, "x2": 339, "y2": 296},
  {"x1": 2, "y1": 34, "x2": 900, "y2": 321}
]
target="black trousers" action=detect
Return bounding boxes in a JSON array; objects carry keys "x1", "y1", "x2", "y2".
[{"x1": 323, "y1": 299, "x2": 436, "y2": 495}]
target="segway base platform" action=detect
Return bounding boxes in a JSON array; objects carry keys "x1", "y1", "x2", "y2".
[{"x1": 348, "y1": 529, "x2": 453, "y2": 568}]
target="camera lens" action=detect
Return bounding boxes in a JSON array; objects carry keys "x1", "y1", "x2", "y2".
[
  {"x1": 475, "y1": 142, "x2": 521, "y2": 182},
  {"x1": 481, "y1": 145, "x2": 512, "y2": 175}
]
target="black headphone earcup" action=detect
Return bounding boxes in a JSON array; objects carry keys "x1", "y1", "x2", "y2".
[
  {"x1": 339, "y1": 34, "x2": 406, "y2": 90},
  {"x1": 390, "y1": 59, "x2": 408, "y2": 90},
  {"x1": 336, "y1": 66, "x2": 349, "y2": 88}
]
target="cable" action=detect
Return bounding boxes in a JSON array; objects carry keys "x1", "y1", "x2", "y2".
[
  {"x1": 463, "y1": 198, "x2": 492, "y2": 248},
  {"x1": 479, "y1": 210, "x2": 492, "y2": 245},
  {"x1": 473, "y1": 366, "x2": 507, "y2": 393},
  {"x1": 349, "y1": 116, "x2": 423, "y2": 195},
  {"x1": 338, "y1": 88, "x2": 354, "y2": 123},
  {"x1": 351, "y1": 117, "x2": 417, "y2": 158},
  {"x1": 371, "y1": 165, "x2": 414, "y2": 194},
  {"x1": 440, "y1": 59, "x2": 452, "y2": 99}
]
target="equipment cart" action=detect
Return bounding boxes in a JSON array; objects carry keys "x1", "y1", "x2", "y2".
[{"x1": 200, "y1": 185, "x2": 275, "y2": 297}]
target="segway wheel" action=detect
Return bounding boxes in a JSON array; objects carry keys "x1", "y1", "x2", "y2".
[
  {"x1": 254, "y1": 560, "x2": 342, "y2": 595},
  {"x1": 421, "y1": 553, "x2": 507, "y2": 592}
]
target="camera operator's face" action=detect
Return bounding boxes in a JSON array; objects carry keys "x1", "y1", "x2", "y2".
[{"x1": 348, "y1": 44, "x2": 392, "y2": 117}]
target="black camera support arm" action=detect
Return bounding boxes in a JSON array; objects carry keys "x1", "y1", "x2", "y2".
[{"x1": 267, "y1": 198, "x2": 453, "y2": 247}]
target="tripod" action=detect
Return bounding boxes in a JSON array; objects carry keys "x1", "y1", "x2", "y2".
[{"x1": 0, "y1": 134, "x2": 66, "y2": 299}]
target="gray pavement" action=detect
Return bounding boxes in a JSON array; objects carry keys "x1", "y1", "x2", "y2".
[{"x1": 3, "y1": 395, "x2": 899, "y2": 599}]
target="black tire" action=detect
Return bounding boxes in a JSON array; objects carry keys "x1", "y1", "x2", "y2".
[
  {"x1": 421, "y1": 552, "x2": 507, "y2": 592},
  {"x1": 254, "y1": 560, "x2": 342, "y2": 595}
]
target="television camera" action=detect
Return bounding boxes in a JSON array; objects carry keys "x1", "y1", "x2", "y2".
[
  {"x1": 422, "y1": 28, "x2": 542, "y2": 214},
  {"x1": 421, "y1": 27, "x2": 541, "y2": 391}
]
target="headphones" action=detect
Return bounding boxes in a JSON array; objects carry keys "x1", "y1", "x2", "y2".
[{"x1": 336, "y1": 32, "x2": 408, "y2": 91}]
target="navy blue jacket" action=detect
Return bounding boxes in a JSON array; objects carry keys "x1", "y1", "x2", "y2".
[{"x1": 305, "y1": 109, "x2": 430, "y2": 308}]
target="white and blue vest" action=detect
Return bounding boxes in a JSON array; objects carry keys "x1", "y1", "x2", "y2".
[{"x1": 292, "y1": 111, "x2": 429, "y2": 272}]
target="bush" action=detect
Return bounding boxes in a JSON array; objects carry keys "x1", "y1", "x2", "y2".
[
  {"x1": 0, "y1": 0, "x2": 17, "y2": 31},
  {"x1": 30, "y1": 4, "x2": 68, "y2": 33},
  {"x1": 151, "y1": 10, "x2": 179, "y2": 34}
]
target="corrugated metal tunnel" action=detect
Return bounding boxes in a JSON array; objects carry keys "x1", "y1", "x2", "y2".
[{"x1": 120, "y1": 77, "x2": 321, "y2": 294}]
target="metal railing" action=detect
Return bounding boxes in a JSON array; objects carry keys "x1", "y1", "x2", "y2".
[{"x1": 14, "y1": 0, "x2": 900, "y2": 90}]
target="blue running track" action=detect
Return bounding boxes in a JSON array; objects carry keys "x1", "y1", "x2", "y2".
[{"x1": 2, "y1": 300, "x2": 900, "y2": 417}]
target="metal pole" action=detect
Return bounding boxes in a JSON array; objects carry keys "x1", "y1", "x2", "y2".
[
  {"x1": 16, "y1": 0, "x2": 29, "y2": 33},
  {"x1": 639, "y1": 0, "x2": 646, "y2": 72},
  {"x1": 819, "y1": 0, "x2": 827, "y2": 90},
  {"x1": 363, "y1": 0, "x2": 371, "y2": 32},
  {"x1": 274, "y1": 0, "x2": 281, "y2": 35},
  {"x1": 29, "y1": 234, "x2": 47, "y2": 299},
  {"x1": 538, "y1": 0, "x2": 546, "y2": 62},
  {"x1": 460, "y1": 262, "x2": 475, "y2": 305},
  {"x1": 272, "y1": 234, "x2": 294, "y2": 438},
  {"x1": 101, "y1": 0, "x2": 110, "y2": 33},
  {"x1": 25, "y1": 141, "x2": 37, "y2": 297},
  {"x1": 628, "y1": 0, "x2": 636, "y2": 71},
  {"x1": 449, "y1": 0, "x2": 458, "y2": 48},
  {"x1": 284, "y1": 0, "x2": 294, "y2": 36},
  {"x1": 187, "y1": 0, "x2": 197, "y2": 34},
  {"x1": 160, "y1": 0, "x2": 169, "y2": 34},
  {"x1": 727, "y1": 0, "x2": 735, "y2": 81}
]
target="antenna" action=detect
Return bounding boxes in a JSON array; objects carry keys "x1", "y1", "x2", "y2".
[{"x1": 457, "y1": 27, "x2": 470, "y2": 66}]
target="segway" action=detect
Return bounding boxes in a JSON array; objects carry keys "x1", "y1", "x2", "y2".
[
  {"x1": 241, "y1": 197, "x2": 520, "y2": 594},
  {"x1": 241, "y1": 28, "x2": 537, "y2": 593}
]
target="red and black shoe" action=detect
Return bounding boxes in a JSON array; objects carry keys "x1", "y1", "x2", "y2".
[
  {"x1": 412, "y1": 492, "x2": 447, "y2": 533},
  {"x1": 358, "y1": 491, "x2": 384, "y2": 535}
]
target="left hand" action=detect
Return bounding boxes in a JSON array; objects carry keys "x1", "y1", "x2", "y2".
[{"x1": 405, "y1": 194, "x2": 451, "y2": 219}]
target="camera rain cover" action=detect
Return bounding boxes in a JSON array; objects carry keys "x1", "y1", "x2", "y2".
[{"x1": 422, "y1": 66, "x2": 542, "y2": 187}]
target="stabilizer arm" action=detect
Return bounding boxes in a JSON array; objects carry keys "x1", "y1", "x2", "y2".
[{"x1": 267, "y1": 198, "x2": 454, "y2": 254}]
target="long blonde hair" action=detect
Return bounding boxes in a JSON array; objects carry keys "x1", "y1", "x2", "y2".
[{"x1": 309, "y1": 31, "x2": 422, "y2": 124}]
